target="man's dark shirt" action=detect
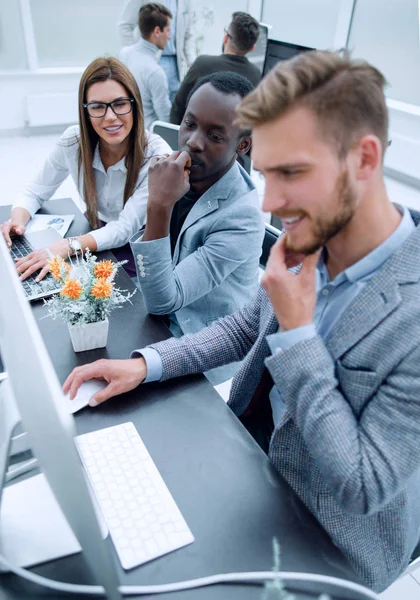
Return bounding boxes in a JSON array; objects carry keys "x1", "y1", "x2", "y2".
[
  {"x1": 169, "y1": 189, "x2": 202, "y2": 255},
  {"x1": 170, "y1": 54, "x2": 261, "y2": 124}
]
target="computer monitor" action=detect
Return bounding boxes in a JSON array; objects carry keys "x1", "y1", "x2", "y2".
[
  {"x1": 247, "y1": 23, "x2": 269, "y2": 74},
  {"x1": 0, "y1": 235, "x2": 121, "y2": 599},
  {"x1": 262, "y1": 39, "x2": 314, "y2": 77}
]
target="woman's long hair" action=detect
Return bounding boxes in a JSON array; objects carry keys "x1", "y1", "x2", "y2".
[{"x1": 77, "y1": 57, "x2": 147, "y2": 229}]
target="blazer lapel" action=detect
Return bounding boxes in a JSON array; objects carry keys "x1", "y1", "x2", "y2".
[
  {"x1": 171, "y1": 164, "x2": 241, "y2": 264},
  {"x1": 172, "y1": 196, "x2": 220, "y2": 264},
  {"x1": 326, "y1": 224, "x2": 420, "y2": 359},
  {"x1": 326, "y1": 278, "x2": 401, "y2": 359}
]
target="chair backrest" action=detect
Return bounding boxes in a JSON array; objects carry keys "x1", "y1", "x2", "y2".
[
  {"x1": 150, "y1": 121, "x2": 180, "y2": 151},
  {"x1": 237, "y1": 152, "x2": 251, "y2": 174},
  {"x1": 403, "y1": 542, "x2": 420, "y2": 577},
  {"x1": 271, "y1": 214, "x2": 283, "y2": 231},
  {"x1": 260, "y1": 223, "x2": 282, "y2": 269}
]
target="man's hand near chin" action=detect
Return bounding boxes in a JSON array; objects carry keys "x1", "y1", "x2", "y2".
[
  {"x1": 142, "y1": 150, "x2": 192, "y2": 242},
  {"x1": 262, "y1": 235, "x2": 320, "y2": 332},
  {"x1": 63, "y1": 358, "x2": 147, "y2": 407}
]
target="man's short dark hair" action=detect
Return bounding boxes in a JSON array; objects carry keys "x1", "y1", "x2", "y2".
[
  {"x1": 186, "y1": 72, "x2": 254, "y2": 136},
  {"x1": 187, "y1": 71, "x2": 254, "y2": 107},
  {"x1": 139, "y1": 3, "x2": 172, "y2": 38},
  {"x1": 229, "y1": 12, "x2": 259, "y2": 54}
]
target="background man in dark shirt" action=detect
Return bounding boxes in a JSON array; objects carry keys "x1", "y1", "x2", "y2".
[{"x1": 170, "y1": 11, "x2": 261, "y2": 124}]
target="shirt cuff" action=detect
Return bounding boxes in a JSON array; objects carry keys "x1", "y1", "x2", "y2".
[
  {"x1": 12, "y1": 199, "x2": 40, "y2": 219},
  {"x1": 89, "y1": 226, "x2": 113, "y2": 252},
  {"x1": 129, "y1": 232, "x2": 170, "y2": 253},
  {"x1": 130, "y1": 347, "x2": 163, "y2": 382},
  {"x1": 266, "y1": 324, "x2": 317, "y2": 355}
]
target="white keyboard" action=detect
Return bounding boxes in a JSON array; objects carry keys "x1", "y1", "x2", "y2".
[{"x1": 75, "y1": 422, "x2": 194, "y2": 570}]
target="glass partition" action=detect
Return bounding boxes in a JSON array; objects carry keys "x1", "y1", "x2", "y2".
[
  {"x1": 0, "y1": 0, "x2": 28, "y2": 70},
  {"x1": 30, "y1": 0, "x2": 121, "y2": 68},
  {"x1": 348, "y1": 0, "x2": 420, "y2": 105}
]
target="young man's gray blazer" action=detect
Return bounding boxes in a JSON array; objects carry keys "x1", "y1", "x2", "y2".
[
  {"x1": 130, "y1": 163, "x2": 265, "y2": 384},
  {"x1": 145, "y1": 210, "x2": 420, "y2": 592}
]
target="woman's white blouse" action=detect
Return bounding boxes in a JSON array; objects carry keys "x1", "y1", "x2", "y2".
[{"x1": 12, "y1": 125, "x2": 171, "y2": 251}]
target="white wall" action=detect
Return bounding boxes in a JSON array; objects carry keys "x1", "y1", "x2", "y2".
[
  {"x1": 1, "y1": 0, "x2": 420, "y2": 195},
  {"x1": 386, "y1": 102, "x2": 420, "y2": 183},
  {"x1": 260, "y1": 0, "x2": 420, "y2": 188},
  {"x1": 262, "y1": 0, "x2": 343, "y2": 49},
  {"x1": 0, "y1": 0, "x2": 251, "y2": 133},
  {"x1": 0, "y1": 71, "x2": 81, "y2": 133}
]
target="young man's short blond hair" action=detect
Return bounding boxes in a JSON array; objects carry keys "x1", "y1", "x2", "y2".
[{"x1": 236, "y1": 50, "x2": 389, "y2": 159}]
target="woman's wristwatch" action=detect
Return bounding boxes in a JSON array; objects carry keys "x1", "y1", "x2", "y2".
[{"x1": 67, "y1": 237, "x2": 82, "y2": 256}]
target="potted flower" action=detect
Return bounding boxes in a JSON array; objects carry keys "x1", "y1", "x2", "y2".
[{"x1": 44, "y1": 251, "x2": 135, "y2": 352}]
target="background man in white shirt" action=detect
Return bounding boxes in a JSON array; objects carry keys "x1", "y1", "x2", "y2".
[
  {"x1": 118, "y1": 0, "x2": 196, "y2": 102},
  {"x1": 119, "y1": 3, "x2": 172, "y2": 129}
]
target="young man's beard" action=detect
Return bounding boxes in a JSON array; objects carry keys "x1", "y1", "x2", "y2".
[{"x1": 285, "y1": 170, "x2": 357, "y2": 256}]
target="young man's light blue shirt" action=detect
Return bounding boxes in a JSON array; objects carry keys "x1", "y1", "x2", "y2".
[{"x1": 266, "y1": 205, "x2": 415, "y2": 425}]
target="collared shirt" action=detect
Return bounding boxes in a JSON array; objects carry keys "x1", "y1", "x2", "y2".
[
  {"x1": 161, "y1": 0, "x2": 177, "y2": 56},
  {"x1": 13, "y1": 124, "x2": 171, "y2": 251},
  {"x1": 119, "y1": 39, "x2": 171, "y2": 128},
  {"x1": 266, "y1": 205, "x2": 416, "y2": 425}
]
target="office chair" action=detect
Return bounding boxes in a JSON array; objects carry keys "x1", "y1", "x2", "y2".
[
  {"x1": 260, "y1": 223, "x2": 282, "y2": 269},
  {"x1": 150, "y1": 121, "x2": 180, "y2": 151},
  {"x1": 400, "y1": 542, "x2": 420, "y2": 578},
  {"x1": 237, "y1": 152, "x2": 252, "y2": 175}
]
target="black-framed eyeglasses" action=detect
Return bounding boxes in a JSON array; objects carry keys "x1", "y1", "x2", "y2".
[
  {"x1": 224, "y1": 27, "x2": 232, "y2": 39},
  {"x1": 83, "y1": 97, "x2": 134, "y2": 118}
]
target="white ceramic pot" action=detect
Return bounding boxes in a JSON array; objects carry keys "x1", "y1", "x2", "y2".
[{"x1": 68, "y1": 318, "x2": 109, "y2": 352}]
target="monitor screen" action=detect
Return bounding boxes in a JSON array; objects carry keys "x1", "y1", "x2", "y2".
[
  {"x1": 247, "y1": 23, "x2": 269, "y2": 74},
  {"x1": 0, "y1": 234, "x2": 120, "y2": 597},
  {"x1": 262, "y1": 39, "x2": 314, "y2": 77}
]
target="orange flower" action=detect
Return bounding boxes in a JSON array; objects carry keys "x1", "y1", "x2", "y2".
[
  {"x1": 60, "y1": 278, "x2": 82, "y2": 300},
  {"x1": 49, "y1": 256, "x2": 70, "y2": 281},
  {"x1": 94, "y1": 260, "x2": 114, "y2": 279},
  {"x1": 91, "y1": 278, "x2": 113, "y2": 299}
]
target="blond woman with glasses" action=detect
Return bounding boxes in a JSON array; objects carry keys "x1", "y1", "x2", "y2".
[{"x1": 1, "y1": 56, "x2": 171, "y2": 280}]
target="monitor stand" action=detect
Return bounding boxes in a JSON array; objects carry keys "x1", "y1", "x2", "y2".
[{"x1": 0, "y1": 376, "x2": 106, "y2": 572}]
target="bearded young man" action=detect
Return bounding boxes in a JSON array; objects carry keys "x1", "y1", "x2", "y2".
[{"x1": 64, "y1": 51, "x2": 420, "y2": 592}]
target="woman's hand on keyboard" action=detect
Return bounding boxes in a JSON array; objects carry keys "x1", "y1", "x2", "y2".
[
  {"x1": 15, "y1": 239, "x2": 68, "y2": 282},
  {"x1": 1, "y1": 220, "x2": 26, "y2": 249},
  {"x1": 63, "y1": 358, "x2": 147, "y2": 407}
]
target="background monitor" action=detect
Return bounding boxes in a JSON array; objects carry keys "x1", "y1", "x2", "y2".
[
  {"x1": 262, "y1": 39, "x2": 314, "y2": 77},
  {"x1": 247, "y1": 23, "x2": 269, "y2": 74},
  {"x1": 0, "y1": 234, "x2": 121, "y2": 599}
]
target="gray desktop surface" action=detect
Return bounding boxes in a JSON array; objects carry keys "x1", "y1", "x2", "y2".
[{"x1": 0, "y1": 200, "x2": 364, "y2": 599}]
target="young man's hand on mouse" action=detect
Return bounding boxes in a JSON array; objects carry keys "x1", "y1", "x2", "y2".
[{"x1": 63, "y1": 358, "x2": 147, "y2": 406}]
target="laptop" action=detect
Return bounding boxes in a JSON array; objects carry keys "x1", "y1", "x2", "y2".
[{"x1": 10, "y1": 228, "x2": 67, "y2": 302}]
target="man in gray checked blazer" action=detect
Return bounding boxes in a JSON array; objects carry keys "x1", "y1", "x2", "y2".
[{"x1": 65, "y1": 51, "x2": 420, "y2": 592}]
